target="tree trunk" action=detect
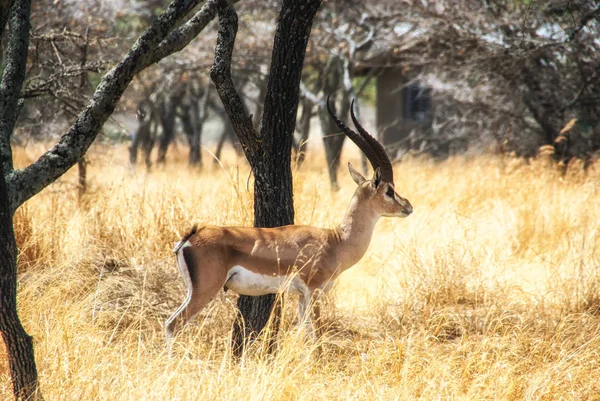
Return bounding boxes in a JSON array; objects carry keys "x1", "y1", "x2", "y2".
[
  {"x1": 209, "y1": 0, "x2": 322, "y2": 358},
  {"x1": 188, "y1": 131, "x2": 201, "y2": 167},
  {"x1": 233, "y1": 0, "x2": 321, "y2": 356},
  {"x1": 191, "y1": 89, "x2": 204, "y2": 167},
  {"x1": 0, "y1": 172, "x2": 42, "y2": 401},
  {"x1": 319, "y1": 91, "x2": 349, "y2": 191},
  {"x1": 180, "y1": 102, "x2": 202, "y2": 167},
  {"x1": 318, "y1": 57, "x2": 349, "y2": 191},
  {"x1": 157, "y1": 95, "x2": 179, "y2": 164}
]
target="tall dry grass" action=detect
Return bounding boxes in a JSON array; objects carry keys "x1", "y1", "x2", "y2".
[{"x1": 2, "y1": 143, "x2": 600, "y2": 400}]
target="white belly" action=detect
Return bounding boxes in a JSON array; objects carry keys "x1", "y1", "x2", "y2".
[{"x1": 224, "y1": 266, "x2": 306, "y2": 297}]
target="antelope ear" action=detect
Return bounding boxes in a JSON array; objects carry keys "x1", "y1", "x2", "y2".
[
  {"x1": 373, "y1": 168, "x2": 382, "y2": 187},
  {"x1": 348, "y1": 162, "x2": 366, "y2": 185}
]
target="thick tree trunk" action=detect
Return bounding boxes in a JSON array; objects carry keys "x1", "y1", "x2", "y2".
[
  {"x1": 233, "y1": 0, "x2": 321, "y2": 356},
  {"x1": 0, "y1": 173, "x2": 42, "y2": 401},
  {"x1": 210, "y1": 0, "x2": 321, "y2": 357}
]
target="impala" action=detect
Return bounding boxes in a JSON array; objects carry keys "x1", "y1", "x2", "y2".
[{"x1": 165, "y1": 96, "x2": 413, "y2": 341}]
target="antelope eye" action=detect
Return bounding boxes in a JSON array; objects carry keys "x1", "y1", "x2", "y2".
[{"x1": 385, "y1": 188, "x2": 395, "y2": 198}]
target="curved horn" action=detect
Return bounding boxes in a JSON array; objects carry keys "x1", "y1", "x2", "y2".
[
  {"x1": 350, "y1": 99, "x2": 394, "y2": 183},
  {"x1": 326, "y1": 94, "x2": 381, "y2": 174}
]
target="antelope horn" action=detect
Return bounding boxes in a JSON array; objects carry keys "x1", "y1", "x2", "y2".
[
  {"x1": 350, "y1": 99, "x2": 394, "y2": 183},
  {"x1": 326, "y1": 94, "x2": 382, "y2": 175}
]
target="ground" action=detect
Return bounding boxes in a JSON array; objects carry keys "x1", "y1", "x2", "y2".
[{"x1": 1, "y1": 142, "x2": 599, "y2": 400}]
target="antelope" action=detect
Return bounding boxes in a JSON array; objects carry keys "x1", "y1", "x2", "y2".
[{"x1": 165, "y1": 96, "x2": 413, "y2": 341}]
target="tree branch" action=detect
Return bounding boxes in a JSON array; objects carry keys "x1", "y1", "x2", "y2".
[
  {"x1": 137, "y1": 0, "x2": 230, "y2": 73},
  {"x1": 22, "y1": 63, "x2": 107, "y2": 99},
  {"x1": 0, "y1": 0, "x2": 14, "y2": 40},
  {"x1": 569, "y1": 5, "x2": 600, "y2": 41},
  {"x1": 561, "y1": 70, "x2": 599, "y2": 111},
  {"x1": 0, "y1": 0, "x2": 31, "y2": 176},
  {"x1": 6, "y1": 0, "x2": 206, "y2": 213},
  {"x1": 299, "y1": 81, "x2": 322, "y2": 106},
  {"x1": 209, "y1": 0, "x2": 259, "y2": 162}
]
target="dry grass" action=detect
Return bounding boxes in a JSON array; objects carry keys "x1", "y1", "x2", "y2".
[{"x1": 2, "y1": 142, "x2": 600, "y2": 400}]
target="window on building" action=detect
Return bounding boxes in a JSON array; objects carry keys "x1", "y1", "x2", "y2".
[{"x1": 404, "y1": 83, "x2": 431, "y2": 121}]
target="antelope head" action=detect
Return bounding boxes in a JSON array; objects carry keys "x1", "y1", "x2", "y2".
[{"x1": 327, "y1": 95, "x2": 413, "y2": 218}]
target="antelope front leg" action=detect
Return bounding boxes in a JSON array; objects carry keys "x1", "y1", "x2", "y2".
[{"x1": 297, "y1": 293, "x2": 316, "y2": 341}]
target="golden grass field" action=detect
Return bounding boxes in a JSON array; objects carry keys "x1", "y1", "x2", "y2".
[{"x1": 2, "y1": 142, "x2": 600, "y2": 400}]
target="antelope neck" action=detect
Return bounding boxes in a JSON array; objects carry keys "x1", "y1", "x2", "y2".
[{"x1": 334, "y1": 194, "x2": 380, "y2": 269}]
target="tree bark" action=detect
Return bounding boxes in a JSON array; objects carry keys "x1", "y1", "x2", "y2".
[
  {"x1": 210, "y1": 0, "x2": 321, "y2": 357},
  {"x1": 0, "y1": 171, "x2": 41, "y2": 400}
]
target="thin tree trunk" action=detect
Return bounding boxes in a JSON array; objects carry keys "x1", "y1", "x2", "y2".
[
  {"x1": 319, "y1": 92, "x2": 348, "y2": 191},
  {"x1": 157, "y1": 97, "x2": 178, "y2": 164},
  {"x1": 180, "y1": 102, "x2": 201, "y2": 166},
  {"x1": 0, "y1": 172, "x2": 42, "y2": 401},
  {"x1": 190, "y1": 91, "x2": 203, "y2": 167},
  {"x1": 295, "y1": 97, "x2": 312, "y2": 168},
  {"x1": 318, "y1": 57, "x2": 349, "y2": 191}
]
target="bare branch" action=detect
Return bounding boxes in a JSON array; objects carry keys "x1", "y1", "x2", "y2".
[
  {"x1": 209, "y1": 0, "x2": 259, "y2": 161},
  {"x1": 354, "y1": 14, "x2": 375, "y2": 52},
  {"x1": 22, "y1": 63, "x2": 107, "y2": 99},
  {"x1": 561, "y1": 71, "x2": 599, "y2": 111},
  {"x1": 569, "y1": 5, "x2": 600, "y2": 40},
  {"x1": 137, "y1": 0, "x2": 231, "y2": 73},
  {"x1": 299, "y1": 81, "x2": 322, "y2": 106},
  {"x1": 6, "y1": 0, "x2": 207, "y2": 213},
  {"x1": 0, "y1": 0, "x2": 13, "y2": 40}
]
